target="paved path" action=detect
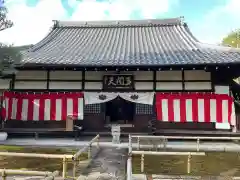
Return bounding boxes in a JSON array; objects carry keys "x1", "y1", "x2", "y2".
[
  {"x1": 1, "y1": 138, "x2": 240, "y2": 152},
  {"x1": 77, "y1": 147, "x2": 127, "y2": 180}
]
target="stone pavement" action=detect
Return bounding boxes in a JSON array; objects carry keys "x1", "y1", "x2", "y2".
[{"x1": 77, "y1": 147, "x2": 127, "y2": 180}]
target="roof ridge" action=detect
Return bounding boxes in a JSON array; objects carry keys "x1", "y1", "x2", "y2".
[{"x1": 54, "y1": 17, "x2": 184, "y2": 28}]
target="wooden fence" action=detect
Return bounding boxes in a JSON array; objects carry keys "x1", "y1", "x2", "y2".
[
  {"x1": 132, "y1": 135, "x2": 240, "y2": 151},
  {"x1": 127, "y1": 134, "x2": 240, "y2": 180},
  {"x1": 72, "y1": 134, "x2": 100, "y2": 179},
  {"x1": 0, "y1": 169, "x2": 59, "y2": 180},
  {"x1": 127, "y1": 134, "x2": 206, "y2": 180},
  {"x1": 0, "y1": 134, "x2": 100, "y2": 179},
  {"x1": 0, "y1": 152, "x2": 72, "y2": 178}
]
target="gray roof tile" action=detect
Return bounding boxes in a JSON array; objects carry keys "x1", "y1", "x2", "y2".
[{"x1": 21, "y1": 17, "x2": 240, "y2": 67}]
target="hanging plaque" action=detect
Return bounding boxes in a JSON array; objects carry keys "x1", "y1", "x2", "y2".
[{"x1": 103, "y1": 74, "x2": 134, "y2": 90}]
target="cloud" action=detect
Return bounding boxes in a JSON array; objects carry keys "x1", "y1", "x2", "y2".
[
  {"x1": 0, "y1": 0, "x2": 66, "y2": 46},
  {"x1": 71, "y1": 0, "x2": 178, "y2": 21},
  {"x1": 192, "y1": 0, "x2": 240, "y2": 44},
  {"x1": 0, "y1": 0, "x2": 177, "y2": 45}
]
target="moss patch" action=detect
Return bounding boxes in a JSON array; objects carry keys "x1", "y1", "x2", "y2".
[
  {"x1": 0, "y1": 146, "x2": 87, "y2": 172},
  {"x1": 132, "y1": 152, "x2": 240, "y2": 176}
]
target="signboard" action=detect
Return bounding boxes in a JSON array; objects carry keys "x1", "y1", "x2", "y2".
[{"x1": 103, "y1": 74, "x2": 134, "y2": 90}]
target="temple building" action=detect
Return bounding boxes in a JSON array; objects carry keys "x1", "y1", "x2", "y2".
[{"x1": 1, "y1": 17, "x2": 240, "y2": 135}]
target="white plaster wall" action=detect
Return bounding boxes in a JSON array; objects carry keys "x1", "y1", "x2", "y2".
[
  {"x1": 185, "y1": 82, "x2": 212, "y2": 90},
  {"x1": 156, "y1": 71, "x2": 182, "y2": 80},
  {"x1": 215, "y1": 86, "x2": 229, "y2": 95},
  {"x1": 85, "y1": 71, "x2": 115, "y2": 80},
  {"x1": 13, "y1": 70, "x2": 213, "y2": 91},
  {"x1": 156, "y1": 82, "x2": 183, "y2": 90},
  {"x1": 135, "y1": 82, "x2": 153, "y2": 90},
  {"x1": 214, "y1": 85, "x2": 231, "y2": 130},
  {"x1": 0, "y1": 79, "x2": 10, "y2": 89},
  {"x1": 49, "y1": 71, "x2": 82, "y2": 80},
  {"x1": 85, "y1": 71, "x2": 154, "y2": 81},
  {"x1": 122, "y1": 71, "x2": 153, "y2": 80},
  {"x1": 85, "y1": 82, "x2": 102, "y2": 90},
  {"x1": 49, "y1": 82, "x2": 82, "y2": 89},
  {"x1": 16, "y1": 71, "x2": 47, "y2": 80},
  {"x1": 15, "y1": 81, "x2": 47, "y2": 89},
  {"x1": 184, "y1": 70, "x2": 211, "y2": 80},
  {"x1": 84, "y1": 70, "x2": 212, "y2": 90}
]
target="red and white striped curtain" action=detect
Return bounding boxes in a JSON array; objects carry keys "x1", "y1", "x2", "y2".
[
  {"x1": 156, "y1": 93, "x2": 236, "y2": 125},
  {"x1": 1, "y1": 92, "x2": 84, "y2": 121}
]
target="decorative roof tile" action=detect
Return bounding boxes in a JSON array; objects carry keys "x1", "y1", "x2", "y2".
[{"x1": 21, "y1": 17, "x2": 240, "y2": 67}]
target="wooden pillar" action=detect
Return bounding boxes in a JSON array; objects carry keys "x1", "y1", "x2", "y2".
[{"x1": 66, "y1": 116, "x2": 74, "y2": 131}]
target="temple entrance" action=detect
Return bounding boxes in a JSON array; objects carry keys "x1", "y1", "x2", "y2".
[{"x1": 105, "y1": 97, "x2": 134, "y2": 125}]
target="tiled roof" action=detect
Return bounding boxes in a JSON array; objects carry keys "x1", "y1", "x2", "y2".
[{"x1": 21, "y1": 17, "x2": 240, "y2": 67}]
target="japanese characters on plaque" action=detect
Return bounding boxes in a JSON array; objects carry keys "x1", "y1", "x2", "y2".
[{"x1": 103, "y1": 74, "x2": 134, "y2": 90}]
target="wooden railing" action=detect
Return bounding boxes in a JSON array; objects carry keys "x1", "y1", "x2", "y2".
[
  {"x1": 72, "y1": 134, "x2": 100, "y2": 179},
  {"x1": 132, "y1": 151, "x2": 205, "y2": 174},
  {"x1": 127, "y1": 135, "x2": 206, "y2": 180},
  {"x1": 0, "y1": 169, "x2": 59, "y2": 180},
  {"x1": 132, "y1": 135, "x2": 240, "y2": 151},
  {"x1": 0, "y1": 134, "x2": 100, "y2": 179},
  {"x1": 150, "y1": 175, "x2": 240, "y2": 180},
  {"x1": 0, "y1": 152, "x2": 72, "y2": 179}
]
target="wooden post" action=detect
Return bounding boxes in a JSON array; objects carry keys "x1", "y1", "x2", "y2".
[
  {"x1": 97, "y1": 136, "x2": 100, "y2": 149},
  {"x1": 72, "y1": 159, "x2": 77, "y2": 178},
  {"x1": 66, "y1": 116, "x2": 74, "y2": 131},
  {"x1": 196, "y1": 138, "x2": 200, "y2": 152},
  {"x1": 141, "y1": 154, "x2": 144, "y2": 173},
  {"x1": 163, "y1": 138, "x2": 167, "y2": 150},
  {"x1": 127, "y1": 134, "x2": 132, "y2": 180},
  {"x1": 137, "y1": 137, "x2": 140, "y2": 150},
  {"x1": 88, "y1": 145, "x2": 92, "y2": 159},
  {"x1": 62, "y1": 156, "x2": 67, "y2": 178},
  {"x1": 1, "y1": 169, "x2": 6, "y2": 180},
  {"x1": 187, "y1": 154, "x2": 191, "y2": 174}
]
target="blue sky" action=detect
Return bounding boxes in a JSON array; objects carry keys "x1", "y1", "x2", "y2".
[{"x1": 0, "y1": 0, "x2": 239, "y2": 46}]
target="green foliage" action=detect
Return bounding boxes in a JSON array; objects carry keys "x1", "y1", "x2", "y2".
[
  {"x1": 0, "y1": 6, "x2": 22, "y2": 76},
  {"x1": 222, "y1": 29, "x2": 240, "y2": 48},
  {"x1": 0, "y1": 6, "x2": 13, "y2": 31}
]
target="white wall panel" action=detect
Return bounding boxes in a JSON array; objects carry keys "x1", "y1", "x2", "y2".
[
  {"x1": 121, "y1": 71, "x2": 153, "y2": 80},
  {"x1": 156, "y1": 82, "x2": 183, "y2": 90},
  {"x1": 16, "y1": 71, "x2": 47, "y2": 80},
  {"x1": 156, "y1": 71, "x2": 182, "y2": 80},
  {"x1": 50, "y1": 71, "x2": 82, "y2": 80},
  {"x1": 85, "y1": 71, "x2": 115, "y2": 80},
  {"x1": 0, "y1": 79, "x2": 10, "y2": 89},
  {"x1": 185, "y1": 82, "x2": 211, "y2": 90},
  {"x1": 84, "y1": 82, "x2": 102, "y2": 90},
  {"x1": 214, "y1": 85, "x2": 231, "y2": 130},
  {"x1": 14, "y1": 81, "x2": 47, "y2": 89},
  {"x1": 49, "y1": 82, "x2": 82, "y2": 89},
  {"x1": 85, "y1": 71, "x2": 153, "y2": 81},
  {"x1": 135, "y1": 82, "x2": 153, "y2": 90},
  {"x1": 184, "y1": 70, "x2": 211, "y2": 80},
  {"x1": 215, "y1": 86, "x2": 229, "y2": 95}
]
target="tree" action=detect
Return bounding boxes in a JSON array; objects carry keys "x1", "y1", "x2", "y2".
[
  {"x1": 222, "y1": 29, "x2": 240, "y2": 48},
  {"x1": 0, "y1": 4, "x2": 22, "y2": 76}
]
